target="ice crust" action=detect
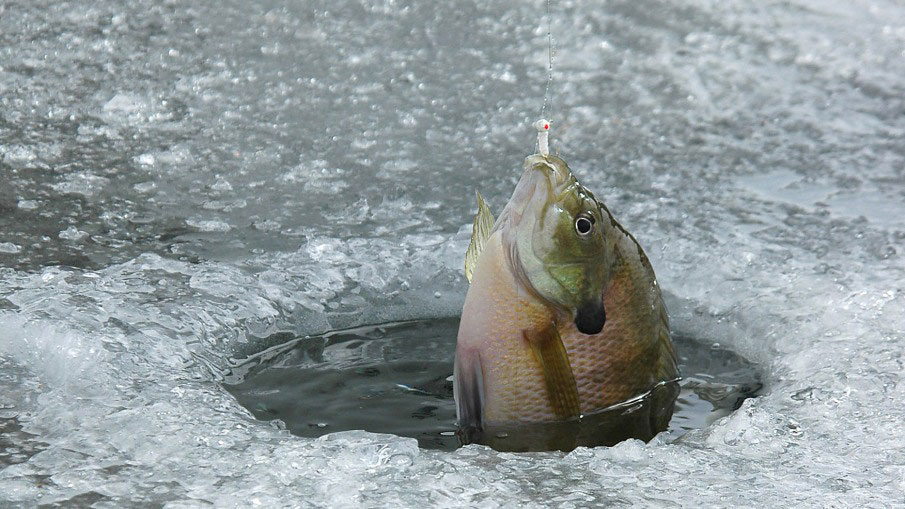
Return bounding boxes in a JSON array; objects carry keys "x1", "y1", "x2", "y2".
[{"x1": 1, "y1": 0, "x2": 904, "y2": 506}]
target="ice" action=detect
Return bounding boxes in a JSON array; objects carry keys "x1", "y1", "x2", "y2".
[
  {"x1": 135, "y1": 153, "x2": 156, "y2": 166},
  {"x1": 185, "y1": 219, "x2": 232, "y2": 232},
  {"x1": 133, "y1": 181, "x2": 157, "y2": 193},
  {"x1": 0, "y1": 145, "x2": 37, "y2": 166},
  {"x1": 0, "y1": 243, "x2": 21, "y2": 254},
  {"x1": 57, "y1": 227, "x2": 89, "y2": 242},
  {"x1": 102, "y1": 93, "x2": 150, "y2": 118},
  {"x1": 210, "y1": 178, "x2": 234, "y2": 192},
  {"x1": 252, "y1": 219, "x2": 281, "y2": 232},
  {"x1": 49, "y1": 172, "x2": 111, "y2": 198},
  {"x1": 1, "y1": 0, "x2": 904, "y2": 506}
]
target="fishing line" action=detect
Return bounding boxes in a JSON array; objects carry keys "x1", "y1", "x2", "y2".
[
  {"x1": 540, "y1": 0, "x2": 555, "y2": 124},
  {"x1": 536, "y1": 0, "x2": 555, "y2": 156}
]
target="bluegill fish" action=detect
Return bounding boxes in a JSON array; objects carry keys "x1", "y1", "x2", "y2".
[{"x1": 455, "y1": 154, "x2": 678, "y2": 431}]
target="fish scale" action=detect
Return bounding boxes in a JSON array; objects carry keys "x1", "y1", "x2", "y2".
[{"x1": 564, "y1": 255, "x2": 666, "y2": 413}]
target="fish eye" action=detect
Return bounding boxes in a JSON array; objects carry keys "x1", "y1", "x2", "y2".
[{"x1": 575, "y1": 213, "x2": 595, "y2": 236}]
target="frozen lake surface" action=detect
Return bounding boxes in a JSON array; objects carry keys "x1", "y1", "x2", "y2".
[{"x1": 1, "y1": 0, "x2": 904, "y2": 506}]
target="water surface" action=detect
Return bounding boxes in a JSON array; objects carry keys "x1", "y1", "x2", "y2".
[{"x1": 225, "y1": 319, "x2": 761, "y2": 451}]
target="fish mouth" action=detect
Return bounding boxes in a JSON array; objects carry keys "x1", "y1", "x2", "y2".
[
  {"x1": 524, "y1": 154, "x2": 575, "y2": 195},
  {"x1": 494, "y1": 155, "x2": 574, "y2": 239}
]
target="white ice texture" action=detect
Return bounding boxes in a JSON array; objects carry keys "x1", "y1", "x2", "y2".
[{"x1": 1, "y1": 0, "x2": 904, "y2": 507}]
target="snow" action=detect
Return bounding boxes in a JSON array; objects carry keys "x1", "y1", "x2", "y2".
[{"x1": 1, "y1": 0, "x2": 904, "y2": 506}]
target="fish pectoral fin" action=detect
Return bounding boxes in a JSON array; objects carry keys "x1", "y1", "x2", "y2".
[
  {"x1": 523, "y1": 324, "x2": 581, "y2": 419},
  {"x1": 454, "y1": 348, "x2": 485, "y2": 429},
  {"x1": 464, "y1": 191, "x2": 495, "y2": 283}
]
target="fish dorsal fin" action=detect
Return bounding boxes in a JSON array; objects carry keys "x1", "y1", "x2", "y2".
[{"x1": 465, "y1": 191, "x2": 495, "y2": 283}]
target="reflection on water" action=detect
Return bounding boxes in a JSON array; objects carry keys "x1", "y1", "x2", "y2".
[
  {"x1": 224, "y1": 318, "x2": 761, "y2": 451},
  {"x1": 458, "y1": 379, "x2": 681, "y2": 452}
]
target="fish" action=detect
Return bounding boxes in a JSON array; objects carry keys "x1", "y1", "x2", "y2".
[{"x1": 454, "y1": 154, "x2": 678, "y2": 432}]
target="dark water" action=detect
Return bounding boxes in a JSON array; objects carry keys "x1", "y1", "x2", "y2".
[
  {"x1": 224, "y1": 318, "x2": 761, "y2": 451},
  {"x1": 0, "y1": 418, "x2": 46, "y2": 469}
]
